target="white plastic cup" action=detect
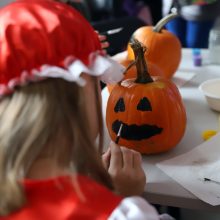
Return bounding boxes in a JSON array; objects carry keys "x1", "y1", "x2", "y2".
[{"x1": 208, "y1": 29, "x2": 220, "y2": 65}]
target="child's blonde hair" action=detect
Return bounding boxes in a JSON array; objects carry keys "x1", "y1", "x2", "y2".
[{"x1": 0, "y1": 78, "x2": 112, "y2": 216}]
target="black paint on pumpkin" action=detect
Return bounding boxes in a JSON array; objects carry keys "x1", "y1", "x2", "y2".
[
  {"x1": 137, "y1": 97, "x2": 152, "y2": 111},
  {"x1": 114, "y1": 98, "x2": 125, "y2": 112},
  {"x1": 112, "y1": 120, "x2": 163, "y2": 141}
]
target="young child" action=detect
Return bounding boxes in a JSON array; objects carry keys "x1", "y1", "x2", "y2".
[{"x1": 0, "y1": 1, "x2": 173, "y2": 219}]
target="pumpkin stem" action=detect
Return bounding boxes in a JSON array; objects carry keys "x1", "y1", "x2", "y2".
[
  {"x1": 153, "y1": 13, "x2": 178, "y2": 33},
  {"x1": 130, "y1": 39, "x2": 153, "y2": 84}
]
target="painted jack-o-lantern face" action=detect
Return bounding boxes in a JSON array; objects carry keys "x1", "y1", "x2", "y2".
[
  {"x1": 112, "y1": 97, "x2": 163, "y2": 141},
  {"x1": 106, "y1": 39, "x2": 186, "y2": 154},
  {"x1": 106, "y1": 79, "x2": 186, "y2": 154}
]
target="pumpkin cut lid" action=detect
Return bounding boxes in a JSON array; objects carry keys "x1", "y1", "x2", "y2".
[{"x1": 0, "y1": 0, "x2": 125, "y2": 97}]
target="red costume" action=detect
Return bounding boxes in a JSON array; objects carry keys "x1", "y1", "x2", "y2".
[{"x1": 0, "y1": 176, "x2": 122, "y2": 220}]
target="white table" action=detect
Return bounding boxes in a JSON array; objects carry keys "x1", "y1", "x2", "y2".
[{"x1": 102, "y1": 49, "x2": 220, "y2": 211}]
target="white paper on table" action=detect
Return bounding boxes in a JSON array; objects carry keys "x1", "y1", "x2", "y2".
[
  {"x1": 156, "y1": 132, "x2": 220, "y2": 206},
  {"x1": 172, "y1": 71, "x2": 196, "y2": 87}
]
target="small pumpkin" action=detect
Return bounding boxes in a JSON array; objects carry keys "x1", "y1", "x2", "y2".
[
  {"x1": 106, "y1": 39, "x2": 186, "y2": 154},
  {"x1": 127, "y1": 13, "x2": 182, "y2": 79}
]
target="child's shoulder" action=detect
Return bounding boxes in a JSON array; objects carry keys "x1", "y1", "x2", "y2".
[
  {"x1": 24, "y1": 175, "x2": 122, "y2": 206},
  {"x1": 1, "y1": 176, "x2": 163, "y2": 220},
  {"x1": 3, "y1": 175, "x2": 122, "y2": 220}
]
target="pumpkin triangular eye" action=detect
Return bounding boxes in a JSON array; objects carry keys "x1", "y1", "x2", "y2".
[
  {"x1": 137, "y1": 97, "x2": 152, "y2": 111},
  {"x1": 114, "y1": 98, "x2": 125, "y2": 112}
]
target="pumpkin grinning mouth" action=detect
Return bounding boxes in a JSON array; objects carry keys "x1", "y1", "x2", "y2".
[{"x1": 112, "y1": 120, "x2": 163, "y2": 141}]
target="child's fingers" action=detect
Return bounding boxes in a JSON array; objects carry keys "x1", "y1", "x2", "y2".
[
  {"x1": 94, "y1": 31, "x2": 109, "y2": 51},
  {"x1": 121, "y1": 147, "x2": 133, "y2": 168},
  {"x1": 98, "y1": 34, "x2": 107, "y2": 41},
  {"x1": 94, "y1": 30, "x2": 106, "y2": 42},
  {"x1": 101, "y1": 41, "x2": 109, "y2": 49},
  {"x1": 102, "y1": 148, "x2": 111, "y2": 169},
  {"x1": 109, "y1": 142, "x2": 123, "y2": 170},
  {"x1": 132, "y1": 150, "x2": 142, "y2": 169}
]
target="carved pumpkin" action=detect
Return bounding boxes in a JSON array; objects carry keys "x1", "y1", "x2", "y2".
[
  {"x1": 106, "y1": 39, "x2": 186, "y2": 154},
  {"x1": 127, "y1": 13, "x2": 182, "y2": 79},
  {"x1": 107, "y1": 53, "x2": 163, "y2": 93}
]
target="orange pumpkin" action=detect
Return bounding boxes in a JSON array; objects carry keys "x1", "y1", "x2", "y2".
[
  {"x1": 108, "y1": 54, "x2": 163, "y2": 93},
  {"x1": 106, "y1": 39, "x2": 186, "y2": 154},
  {"x1": 127, "y1": 13, "x2": 182, "y2": 79}
]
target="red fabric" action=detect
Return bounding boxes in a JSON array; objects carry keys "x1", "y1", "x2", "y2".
[
  {"x1": 0, "y1": 175, "x2": 122, "y2": 220},
  {"x1": 0, "y1": 0, "x2": 101, "y2": 86}
]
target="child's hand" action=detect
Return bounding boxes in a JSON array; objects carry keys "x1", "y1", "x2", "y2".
[
  {"x1": 95, "y1": 31, "x2": 109, "y2": 54},
  {"x1": 102, "y1": 142, "x2": 146, "y2": 197},
  {"x1": 98, "y1": 34, "x2": 110, "y2": 50}
]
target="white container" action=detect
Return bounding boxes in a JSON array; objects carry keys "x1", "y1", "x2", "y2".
[
  {"x1": 209, "y1": 30, "x2": 220, "y2": 64},
  {"x1": 208, "y1": 17, "x2": 220, "y2": 65},
  {"x1": 199, "y1": 78, "x2": 220, "y2": 112}
]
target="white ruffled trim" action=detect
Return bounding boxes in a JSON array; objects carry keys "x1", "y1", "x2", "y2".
[
  {"x1": 0, "y1": 54, "x2": 125, "y2": 97},
  {"x1": 108, "y1": 197, "x2": 175, "y2": 220}
]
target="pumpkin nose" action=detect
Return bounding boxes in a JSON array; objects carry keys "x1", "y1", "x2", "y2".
[{"x1": 137, "y1": 97, "x2": 152, "y2": 111}]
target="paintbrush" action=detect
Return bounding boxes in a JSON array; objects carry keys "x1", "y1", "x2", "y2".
[{"x1": 115, "y1": 123, "x2": 123, "y2": 144}]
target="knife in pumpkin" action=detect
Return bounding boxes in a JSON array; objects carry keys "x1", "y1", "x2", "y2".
[{"x1": 100, "y1": 27, "x2": 123, "y2": 36}]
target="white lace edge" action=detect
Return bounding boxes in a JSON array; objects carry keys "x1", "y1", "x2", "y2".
[
  {"x1": 108, "y1": 197, "x2": 175, "y2": 220},
  {"x1": 0, "y1": 53, "x2": 125, "y2": 97}
]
